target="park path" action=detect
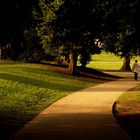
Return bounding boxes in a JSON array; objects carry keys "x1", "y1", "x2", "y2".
[{"x1": 10, "y1": 72, "x2": 139, "y2": 140}]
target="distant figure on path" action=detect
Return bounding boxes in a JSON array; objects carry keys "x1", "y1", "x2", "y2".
[{"x1": 132, "y1": 60, "x2": 140, "y2": 80}]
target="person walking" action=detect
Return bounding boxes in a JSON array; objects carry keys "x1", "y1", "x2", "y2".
[{"x1": 132, "y1": 60, "x2": 140, "y2": 80}]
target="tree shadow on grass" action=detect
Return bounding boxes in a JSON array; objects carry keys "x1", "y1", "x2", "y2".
[
  {"x1": 16, "y1": 67, "x2": 108, "y2": 85},
  {"x1": 77, "y1": 67, "x2": 122, "y2": 79},
  {"x1": 0, "y1": 72, "x2": 82, "y2": 92},
  {"x1": 16, "y1": 67, "x2": 51, "y2": 75}
]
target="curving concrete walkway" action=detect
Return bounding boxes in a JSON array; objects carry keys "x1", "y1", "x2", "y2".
[{"x1": 10, "y1": 72, "x2": 139, "y2": 140}]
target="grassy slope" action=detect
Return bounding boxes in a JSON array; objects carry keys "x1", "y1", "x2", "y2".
[{"x1": 0, "y1": 62, "x2": 104, "y2": 139}]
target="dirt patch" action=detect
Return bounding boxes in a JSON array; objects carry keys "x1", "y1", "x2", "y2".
[{"x1": 113, "y1": 101, "x2": 140, "y2": 140}]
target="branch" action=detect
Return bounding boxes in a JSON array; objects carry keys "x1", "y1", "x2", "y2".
[{"x1": 40, "y1": 0, "x2": 56, "y2": 14}]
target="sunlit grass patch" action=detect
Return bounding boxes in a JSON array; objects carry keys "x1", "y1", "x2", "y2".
[
  {"x1": 0, "y1": 62, "x2": 96, "y2": 130},
  {"x1": 87, "y1": 51, "x2": 140, "y2": 70},
  {"x1": 87, "y1": 52, "x2": 123, "y2": 70},
  {"x1": 117, "y1": 87, "x2": 140, "y2": 103}
]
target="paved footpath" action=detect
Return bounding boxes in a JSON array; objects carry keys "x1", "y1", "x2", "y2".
[{"x1": 10, "y1": 72, "x2": 139, "y2": 140}]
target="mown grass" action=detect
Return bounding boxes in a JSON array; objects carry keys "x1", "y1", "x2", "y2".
[
  {"x1": 0, "y1": 62, "x2": 99, "y2": 138},
  {"x1": 116, "y1": 86, "x2": 140, "y2": 103},
  {"x1": 87, "y1": 51, "x2": 140, "y2": 71},
  {"x1": 87, "y1": 52, "x2": 123, "y2": 70}
]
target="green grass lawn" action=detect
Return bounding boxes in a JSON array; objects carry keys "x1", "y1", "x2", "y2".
[
  {"x1": 87, "y1": 51, "x2": 140, "y2": 71},
  {"x1": 0, "y1": 61, "x2": 99, "y2": 138},
  {"x1": 116, "y1": 87, "x2": 140, "y2": 103},
  {"x1": 87, "y1": 52, "x2": 123, "y2": 70}
]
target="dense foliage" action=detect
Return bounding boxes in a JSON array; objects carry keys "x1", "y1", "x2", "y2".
[
  {"x1": 47, "y1": 0, "x2": 140, "y2": 72},
  {"x1": 0, "y1": 0, "x2": 140, "y2": 72}
]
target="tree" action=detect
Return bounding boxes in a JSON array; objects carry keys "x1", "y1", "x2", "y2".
[
  {"x1": 102, "y1": 0, "x2": 140, "y2": 71},
  {"x1": 36, "y1": 0, "x2": 62, "y2": 62},
  {"x1": 39, "y1": 0, "x2": 140, "y2": 73},
  {"x1": 45, "y1": 0, "x2": 104, "y2": 74},
  {"x1": 0, "y1": 0, "x2": 50, "y2": 61}
]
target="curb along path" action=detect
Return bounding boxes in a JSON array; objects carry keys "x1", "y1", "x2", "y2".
[{"x1": 10, "y1": 72, "x2": 139, "y2": 140}]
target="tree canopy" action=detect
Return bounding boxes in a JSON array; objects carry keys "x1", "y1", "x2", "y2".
[
  {"x1": 0, "y1": 0, "x2": 140, "y2": 73},
  {"x1": 45, "y1": 0, "x2": 105, "y2": 74},
  {"x1": 0, "y1": 0, "x2": 41, "y2": 60},
  {"x1": 103, "y1": 0, "x2": 140, "y2": 56}
]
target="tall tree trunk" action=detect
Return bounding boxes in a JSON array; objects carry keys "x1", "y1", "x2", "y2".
[
  {"x1": 68, "y1": 51, "x2": 78, "y2": 75},
  {"x1": 80, "y1": 54, "x2": 89, "y2": 69},
  {"x1": 121, "y1": 56, "x2": 131, "y2": 71}
]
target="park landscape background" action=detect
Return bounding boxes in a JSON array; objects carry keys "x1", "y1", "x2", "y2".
[
  {"x1": 0, "y1": 0, "x2": 140, "y2": 140},
  {"x1": 0, "y1": 52, "x2": 140, "y2": 139}
]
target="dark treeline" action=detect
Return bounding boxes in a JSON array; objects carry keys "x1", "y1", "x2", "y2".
[{"x1": 0, "y1": 0, "x2": 140, "y2": 74}]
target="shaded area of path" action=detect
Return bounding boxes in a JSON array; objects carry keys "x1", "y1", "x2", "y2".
[{"x1": 10, "y1": 72, "x2": 139, "y2": 140}]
